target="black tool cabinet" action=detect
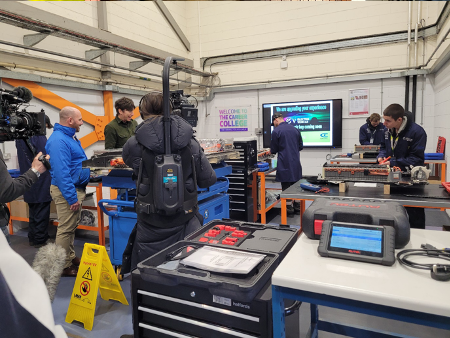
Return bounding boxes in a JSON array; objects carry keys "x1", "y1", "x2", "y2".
[
  {"x1": 131, "y1": 219, "x2": 300, "y2": 338},
  {"x1": 225, "y1": 140, "x2": 258, "y2": 222}
]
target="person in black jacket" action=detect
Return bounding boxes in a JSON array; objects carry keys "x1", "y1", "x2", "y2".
[
  {"x1": 121, "y1": 92, "x2": 216, "y2": 272},
  {"x1": 378, "y1": 103, "x2": 427, "y2": 229},
  {"x1": 15, "y1": 116, "x2": 53, "y2": 248},
  {"x1": 378, "y1": 104, "x2": 427, "y2": 171},
  {"x1": 0, "y1": 149, "x2": 49, "y2": 244},
  {"x1": 270, "y1": 112, "x2": 303, "y2": 216},
  {"x1": 359, "y1": 113, "x2": 386, "y2": 145}
]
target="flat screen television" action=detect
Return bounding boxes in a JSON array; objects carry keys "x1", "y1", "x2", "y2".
[{"x1": 262, "y1": 99, "x2": 342, "y2": 148}]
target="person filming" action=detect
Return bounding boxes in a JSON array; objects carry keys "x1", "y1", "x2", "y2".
[{"x1": 0, "y1": 150, "x2": 49, "y2": 243}]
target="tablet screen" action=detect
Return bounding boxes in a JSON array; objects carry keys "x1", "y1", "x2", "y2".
[{"x1": 327, "y1": 224, "x2": 383, "y2": 257}]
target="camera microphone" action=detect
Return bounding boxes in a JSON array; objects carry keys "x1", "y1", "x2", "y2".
[
  {"x1": 0, "y1": 86, "x2": 33, "y2": 103},
  {"x1": 12, "y1": 86, "x2": 33, "y2": 103}
]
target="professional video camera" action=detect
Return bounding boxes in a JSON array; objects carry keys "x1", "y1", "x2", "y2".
[
  {"x1": 170, "y1": 90, "x2": 198, "y2": 127},
  {"x1": 0, "y1": 86, "x2": 46, "y2": 143}
]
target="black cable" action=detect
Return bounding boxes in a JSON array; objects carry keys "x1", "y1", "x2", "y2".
[
  {"x1": 285, "y1": 301, "x2": 302, "y2": 316},
  {"x1": 397, "y1": 245, "x2": 450, "y2": 281}
]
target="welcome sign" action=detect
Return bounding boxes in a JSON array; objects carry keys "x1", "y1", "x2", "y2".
[{"x1": 218, "y1": 106, "x2": 251, "y2": 132}]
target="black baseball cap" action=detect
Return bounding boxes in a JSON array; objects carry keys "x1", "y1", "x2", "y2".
[
  {"x1": 271, "y1": 112, "x2": 284, "y2": 126},
  {"x1": 45, "y1": 115, "x2": 53, "y2": 129}
]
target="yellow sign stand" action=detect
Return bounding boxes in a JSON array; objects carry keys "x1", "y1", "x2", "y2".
[{"x1": 65, "y1": 243, "x2": 128, "y2": 330}]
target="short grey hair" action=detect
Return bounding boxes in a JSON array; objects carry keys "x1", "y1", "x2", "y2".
[{"x1": 60, "y1": 106, "x2": 79, "y2": 122}]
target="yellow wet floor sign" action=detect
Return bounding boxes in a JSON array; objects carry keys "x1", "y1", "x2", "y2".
[{"x1": 66, "y1": 243, "x2": 128, "y2": 330}]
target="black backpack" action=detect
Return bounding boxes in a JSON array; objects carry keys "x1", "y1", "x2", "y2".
[{"x1": 134, "y1": 144, "x2": 198, "y2": 228}]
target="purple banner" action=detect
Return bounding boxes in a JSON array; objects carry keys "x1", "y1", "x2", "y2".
[
  {"x1": 220, "y1": 128, "x2": 248, "y2": 132},
  {"x1": 218, "y1": 106, "x2": 250, "y2": 133}
]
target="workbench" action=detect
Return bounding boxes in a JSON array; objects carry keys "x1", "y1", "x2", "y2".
[
  {"x1": 257, "y1": 163, "x2": 280, "y2": 224},
  {"x1": 280, "y1": 179, "x2": 450, "y2": 225},
  {"x1": 272, "y1": 229, "x2": 450, "y2": 337}
]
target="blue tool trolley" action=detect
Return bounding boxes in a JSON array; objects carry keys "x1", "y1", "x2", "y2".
[
  {"x1": 99, "y1": 163, "x2": 232, "y2": 280},
  {"x1": 98, "y1": 199, "x2": 135, "y2": 280}
]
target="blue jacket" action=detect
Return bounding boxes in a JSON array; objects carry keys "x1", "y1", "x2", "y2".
[
  {"x1": 45, "y1": 124, "x2": 89, "y2": 205},
  {"x1": 15, "y1": 136, "x2": 52, "y2": 204},
  {"x1": 270, "y1": 122, "x2": 303, "y2": 182},
  {"x1": 378, "y1": 111, "x2": 427, "y2": 171},
  {"x1": 359, "y1": 118, "x2": 386, "y2": 145}
]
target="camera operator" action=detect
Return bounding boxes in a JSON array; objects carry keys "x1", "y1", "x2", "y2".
[
  {"x1": 0, "y1": 149, "x2": 49, "y2": 244},
  {"x1": 15, "y1": 115, "x2": 54, "y2": 248}
]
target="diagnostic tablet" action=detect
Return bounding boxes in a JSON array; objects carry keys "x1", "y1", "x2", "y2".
[{"x1": 318, "y1": 221, "x2": 395, "y2": 266}]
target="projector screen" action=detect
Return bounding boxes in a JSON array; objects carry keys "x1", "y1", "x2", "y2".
[{"x1": 262, "y1": 99, "x2": 342, "y2": 148}]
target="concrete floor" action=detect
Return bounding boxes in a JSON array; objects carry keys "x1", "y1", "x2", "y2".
[{"x1": 8, "y1": 197, "x2": 450, "y2": 338}]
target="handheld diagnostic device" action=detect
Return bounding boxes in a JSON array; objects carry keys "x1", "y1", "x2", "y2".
[
  {"x1": 300, "y1": 182, "x2": 322, "y2": 192},
  {"x1": 318, "y1": 221, "x2": 396, "y2": 266}
]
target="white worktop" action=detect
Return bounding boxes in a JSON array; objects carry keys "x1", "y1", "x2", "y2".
[{"x1": 272, "y1": 229, "x2": 450, "y2": 317}]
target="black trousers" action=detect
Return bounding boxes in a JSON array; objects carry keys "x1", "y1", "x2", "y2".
[
  {"x1": 281, "y1": 181, "x2": 296, "y2": 191},
  {"x1": 405, "y1": 207, "x2": 426, "y2": 229},
  {"x1": 28, "y1": 201, "x2": 51, "y2": 245}
]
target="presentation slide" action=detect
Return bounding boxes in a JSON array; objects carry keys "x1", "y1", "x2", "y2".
[{"x1": 265, "y1": 100, "x2": 333, "y2": 146}]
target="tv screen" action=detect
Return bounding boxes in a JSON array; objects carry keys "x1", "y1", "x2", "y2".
[{"x1": 262, "y1": 99, "x2": 342, "y2": 148}]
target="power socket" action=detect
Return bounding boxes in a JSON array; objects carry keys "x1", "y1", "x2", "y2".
[{"x1": 255, "y1": 128, "x2": 263, "y2": 135}]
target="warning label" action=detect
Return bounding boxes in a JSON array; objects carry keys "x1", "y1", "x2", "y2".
[
  {"x1": 82, "y1": 267, "x2": 93, "y2": 281},
  {"x1": 101, "y1": 272, "x2": 112, "y2": 283},
  {"x1": 80, "y1": 281, "x2": 90, "y2": 296}
]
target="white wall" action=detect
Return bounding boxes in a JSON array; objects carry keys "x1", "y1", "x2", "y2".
[
  {"x1": 433, "y1": 59, "x2": 450, "y2": 183},
  {"x1": 194, "y1": 76, "x2": 436, "y2": 177},
  {"x1": 188, "y1": 1, "x2": 443, "y2": 86}
]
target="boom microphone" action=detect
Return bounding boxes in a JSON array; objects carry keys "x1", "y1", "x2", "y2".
[
  {"x1": 0, "y1": 86, "x2": 33, "y2": 103},
  {"x1": 32, "y1": 243, "x2": 66, "y2": 302},
  {"x1": 12, "y1": 86, "x2": 33, "y2": 103}
]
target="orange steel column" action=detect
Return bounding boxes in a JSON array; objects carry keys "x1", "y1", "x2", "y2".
[
  {"x1": 104, "y1": 91, "x2": 114, "y2": 122},
  {"x1": 281, "y1": 198, "x2": 287, "y2": 225},
  {"x1": 442, "y1": 163, "x2": 446, "y2": 183},
  {"x1": 300, "y1": 200, "x2": 306, "y2": 230}
]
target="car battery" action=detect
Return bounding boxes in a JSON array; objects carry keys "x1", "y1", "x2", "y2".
[
  {"x1": 132, "y1": 219, "x2": 299, "y2": 338},
  {"x1": 302, "y1": 197, "x2": 410, "y2": 248}
]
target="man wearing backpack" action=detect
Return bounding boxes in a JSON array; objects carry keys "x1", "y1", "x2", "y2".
[{"x1": 121, "y1": 92, "x2": 216, "y2": 272}]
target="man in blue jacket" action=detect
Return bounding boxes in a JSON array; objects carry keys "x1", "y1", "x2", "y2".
[
  {"x1": 378, "y1": 103, "x2": 427, "y2": 229},
  {"x1": 359, "y1": 113, "x2": 386, "y2": 145},
  {"x1": 15, "y1": 116, "x2": 53, "y2": 248},
  {"x1": 45, "y1": 107, "x2": 90, "y2": 277},
  {"x1": 270, "y1": 112, "x2": 303, "y2": 216}
]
